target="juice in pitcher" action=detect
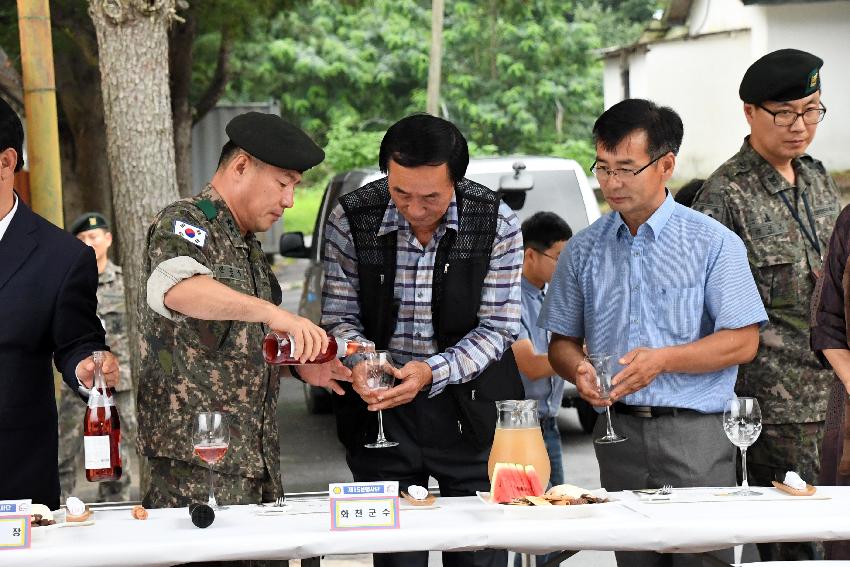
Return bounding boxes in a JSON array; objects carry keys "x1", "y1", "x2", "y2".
[{"x1": 487, "y1": 400, "x2": 550, "y2": 489}]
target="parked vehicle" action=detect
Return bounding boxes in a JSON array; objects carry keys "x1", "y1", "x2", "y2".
[{"x1": 280, "y1": 156, "x2": 601, "y2": 433}]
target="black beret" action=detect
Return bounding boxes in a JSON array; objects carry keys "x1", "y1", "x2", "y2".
[
  {"x1": 739, "y1": 48, "x2": 823, "y2": 104},
  {"x1": 69, "y1": 211, "x2": 109, "y2": 235},
  {"x1": 225, "y1": 112, "x2": 324, "y2": 173}
]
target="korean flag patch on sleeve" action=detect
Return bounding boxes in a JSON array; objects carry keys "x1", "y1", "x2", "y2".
[{"x1": 174, "y1": 220, "x2": 207, "y2": 247}]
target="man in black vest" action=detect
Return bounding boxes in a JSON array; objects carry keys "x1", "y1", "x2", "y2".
[{"x1": 322, "y1": 114, "x2": 524, "y2": 567}]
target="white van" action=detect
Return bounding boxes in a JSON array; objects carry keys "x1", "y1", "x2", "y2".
[{"x1": 280, "y1": 156, "x2": 601, "y2": 432}]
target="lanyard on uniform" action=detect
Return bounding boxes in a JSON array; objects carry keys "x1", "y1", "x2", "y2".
[{"x1": 778, "y1": 190, "x2": 821, "y2": 256}]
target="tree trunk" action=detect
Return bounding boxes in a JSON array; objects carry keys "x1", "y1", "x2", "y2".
[
  {"x1": 169, "y1": 16, "x2": 231, "y2": 198},
  {"x1": 426, "y1": 0, "x2": 444, "y2": 116},
  {"x1": 88, "y1": 0, "x2": 179, "y2": 351},
  {"x1": 169, "y1": 12, "x2": 194, "y2": 198},
  {"x1": 88, "y1": 0, "x2": 180, "y2": 495},
  {"x1": 54, "y1": 44, "x2": 113, "y2": 228}
]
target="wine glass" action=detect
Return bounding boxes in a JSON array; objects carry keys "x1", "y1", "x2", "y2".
[
  {"x1": 587, "y1": 353, "x2": 628, "y2": 445},
  {"x1": 192, "y1": 411, "x2": 230, "y2": 509},
  {"x1": 723, "y1": 397, "x2": 763, "y2": 496},
  {"x1": 361, "y1": 351, "x2": 399, "y2": 449}
]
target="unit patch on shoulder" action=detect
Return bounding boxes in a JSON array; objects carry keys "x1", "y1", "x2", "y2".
[{"x1": 174, "y1": 220, "x2": 207, "y2": 247}]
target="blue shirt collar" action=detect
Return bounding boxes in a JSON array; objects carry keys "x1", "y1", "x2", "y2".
[
  {"x1": 378, "y1": 191, "x2": 460, "y2": 237},
  {"x1": 613, "y1": 189, "x2": 675, "y2": 241},
  {"x1": 521, "y1": 275, "x2": 545, "y2": 299}
]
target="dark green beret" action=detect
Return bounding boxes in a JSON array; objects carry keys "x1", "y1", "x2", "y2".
[
  {"x1": 69, "y1": 212, "x2": 109, "y2": 235},
  {"x1": 739, "y1": 48, "x2": 823, "y2": 104},
  {"x1": 225, "y1": 112, "x2": 325, "y2": 172}
]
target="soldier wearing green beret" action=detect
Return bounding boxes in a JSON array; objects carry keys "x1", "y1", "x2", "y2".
[
  {"x1": 693, "y1": 48, "x2": 839, "y2": 561},
  {"x1": 58, "y1": 212, "x2": 136, "y2": 502},
  {"x1": 137, "y1": 113, "x2": 352, "y2": 559}
]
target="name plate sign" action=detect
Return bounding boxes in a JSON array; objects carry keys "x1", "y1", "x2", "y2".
[
  {"x1": 0, "y1": 500, "x2": 31, "y2": 550},
  {"x1": 329, "y1": 481, "x2": 400, "y2": 530}
]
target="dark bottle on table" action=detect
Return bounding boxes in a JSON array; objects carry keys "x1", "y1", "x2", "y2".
[
  {"x1": 263, "y1": 331, "x2": 374, "y2": 365},
  {"x1": 84, "y1": 351, "x2": 122, "y2": 482}
]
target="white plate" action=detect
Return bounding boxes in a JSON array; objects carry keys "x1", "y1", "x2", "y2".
[{"x1": 475, "y1": 492, "x2": 605, "y2": 519}]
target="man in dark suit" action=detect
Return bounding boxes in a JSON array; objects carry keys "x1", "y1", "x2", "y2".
[{"x1": 0, "y1": 97, "x2": 120, "y2": 510}]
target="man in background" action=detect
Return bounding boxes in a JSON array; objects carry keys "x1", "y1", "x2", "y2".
[
  {"x1": 513, "y1": 211, "x2": 572, "y2": 567},
  {"x1": 692, "y1": 48, "x2": 839, "y2": 561},
  {"x1": 513, "y1": 211, "x2": 572, "y2": 488}
]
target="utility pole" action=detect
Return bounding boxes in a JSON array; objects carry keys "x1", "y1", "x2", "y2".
[
  {"x1": 17, "y1": 0, "x2": 63, "y2": 227},
  {"x1": 426, "y1": 0, "x2": 445, "y2": 116}
]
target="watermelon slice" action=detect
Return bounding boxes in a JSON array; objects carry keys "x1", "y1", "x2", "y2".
[
  {"x1": 513, "y1": 463, "x2": 531, "y2": 494},
  {"x1": 490, "y1": 461, "x2": 546, "y2": 502},
  {"x1": 490, "y1": 462, "x2": 519, "y2": 503},
  {"x1": 525, "y1": 464, "x2": 544, "y2": 496}
]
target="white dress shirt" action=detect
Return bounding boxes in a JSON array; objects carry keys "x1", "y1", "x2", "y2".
[{"x1": 0, "y1": 193, "x2": 18, "y2": 242}]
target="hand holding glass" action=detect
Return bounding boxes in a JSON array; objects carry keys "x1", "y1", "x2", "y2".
[
  {"x1": 723, "y1": 397, "x2": 762, "y2": 496},
  {"x1": 588, "y1": 353, "x2": 627, "y2": 444},
  {"x1": 193, "y1": 411, "x2": 230, "y2": 509},
  {"x1": 361, "y1": 351, "x2": 399, "y2": 449}
]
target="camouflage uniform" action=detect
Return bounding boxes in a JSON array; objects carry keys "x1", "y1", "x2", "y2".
[
  {"x1": 693, "y1": 138, "x2": 839, "y2": 561},
  {"x1": 57, "y1": 259, "x2": 136, "y2": 502},
  {"x1": 137, "y1": 187, "x2": 283, "y2": 510}
]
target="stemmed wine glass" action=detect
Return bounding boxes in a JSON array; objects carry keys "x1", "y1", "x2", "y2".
[
  {"x1": 723, "y1": 397, "x2": 763, "y2": 496},
  {"x1": 192, "y1": 411, "x2": 230, "y2": 509},
  {"x1": 588, "y1": 353, "x2": 628, "y2": 444},
  {"x1": 361, "y1": 351, "x2": 399, "y2": 449}
]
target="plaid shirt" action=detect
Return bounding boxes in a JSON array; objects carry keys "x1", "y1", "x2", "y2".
[{"x1": 321, "y1": 189, "x2": 523, "y2": 396}]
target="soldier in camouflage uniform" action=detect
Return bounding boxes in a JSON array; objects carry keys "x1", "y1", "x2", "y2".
[
  {"x1": 137, "y1": 112, "x2": 350, "y2": 546},
  {"x1": 58, "y1": 212, "x2": 136, "y2": 502},
  {"x1": 692, "y1": 49, "x2": 839, "y2": 562}
]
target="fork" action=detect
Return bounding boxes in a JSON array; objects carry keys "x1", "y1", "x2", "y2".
[{"x1": 658, "y1": 484, "x2": 673, "y2": 495}]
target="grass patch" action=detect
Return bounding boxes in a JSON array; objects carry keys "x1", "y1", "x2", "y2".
[{"x1": 283, "y1": 186, "x2": 324, "y2": 235}]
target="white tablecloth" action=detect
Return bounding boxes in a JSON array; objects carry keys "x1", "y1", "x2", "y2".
[{"x1": 4, "y1": 486, "x2": 850, "y2": 566}]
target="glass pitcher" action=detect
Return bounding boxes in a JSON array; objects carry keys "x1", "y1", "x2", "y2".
[{"x1": 487, "y1": 400, "x2": 551, "y2": 489}]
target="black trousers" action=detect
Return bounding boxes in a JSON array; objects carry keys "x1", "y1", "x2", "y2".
[{"x1": 346, "y1": 393, "x2": 507, "y2": 567}]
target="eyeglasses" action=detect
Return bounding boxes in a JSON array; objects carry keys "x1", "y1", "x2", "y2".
[
  {"x1": 758, "y1": 104, "x2": 827, "y2": 127},
  {"x1": 590, "y1": 154, "x2": 665, "y2": 180},
  {"x1": 533, "y1": 249, "x2": 560, "y2": 262}
]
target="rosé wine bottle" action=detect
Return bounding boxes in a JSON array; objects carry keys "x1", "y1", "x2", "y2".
[
  {"x1": 84, "y1": 351, "x2": 122, "y2": 482},
  {"x1": 262, "y1": 331, "x2": 374, "y2": 365}
]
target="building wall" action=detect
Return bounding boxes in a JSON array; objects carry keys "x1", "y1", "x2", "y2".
[
  {"x1": 688, "y1": 0, "x2": 751, "y2": 35},
  {"x1": 603, "y1": 30, "x2": 752, "y2": 180},
  {"x1": 602, "y1": 1, "x2": 850, "y2": 179},
  {"x1": 749, "y1": 1, "x2": 850, "y2": 171}
]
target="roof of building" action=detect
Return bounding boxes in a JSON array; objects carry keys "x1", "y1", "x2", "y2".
[{"x1": 599, "y1": 0, "x2": 831, "y2": 58}]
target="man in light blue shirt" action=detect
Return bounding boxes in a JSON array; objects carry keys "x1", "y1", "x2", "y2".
[{"x1": 539, "y1": 99, "x2": 767, "y2": 567}]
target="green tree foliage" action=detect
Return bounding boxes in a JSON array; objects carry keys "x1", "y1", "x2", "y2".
[
  {"x1": 0, "y1": 0, "x2": 658, "y2": 191},
  {"x1": 220, "y1": 0, "x2": 657, "y2": 177}
]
